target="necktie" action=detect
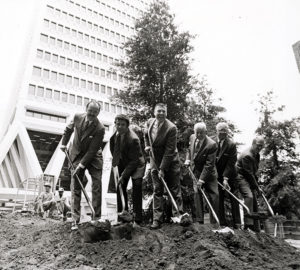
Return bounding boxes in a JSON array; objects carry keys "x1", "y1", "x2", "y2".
[
  {"x1": 81, "y1": 121, "x2": 90, "y2": 134},
  {"x1": 112, "y1": 134, "x2": 121, "y2": 167},
  {"x1": 216, "y1": 140, "x2": 222, "y2": 157},
  {"x1": 193, "y1": 139, "x2": 201, "y2": 159}
]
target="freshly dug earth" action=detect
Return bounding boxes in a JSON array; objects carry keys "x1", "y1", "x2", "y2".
[{"x1": 0, "y1": 212, "x2": 299, "y2": 270}]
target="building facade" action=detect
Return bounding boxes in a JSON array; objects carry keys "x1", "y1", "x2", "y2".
[{"x1": 0, "y1": 0, "x2": 147, "y2": 216}]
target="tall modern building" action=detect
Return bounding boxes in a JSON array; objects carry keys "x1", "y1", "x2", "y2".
[
  {"x1": 293, "y1": 40, "x2": 300, "y2": 73},
  {"x1": 0, "y1": 0, "x2": 147, "y2": 215}
]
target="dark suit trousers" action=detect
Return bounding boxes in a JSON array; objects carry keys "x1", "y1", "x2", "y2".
[
  {"x1": 218, "y1": 178, "x2": 241, "y2": 227},
  {"x1": 237, "y1": 176, "x2": 260, "y2": 230},
  {"x1": 193, "y1": 169, "x2": 219, "y2": 224},
  {"x1": 117, "y1": 176, "x2": 143, "y2": 223},
  {"x1": 71, "y1": 164, "x2": 102, "y2": 222},
  {"x1": 151, "y1": 161, "x2": 183, "y2": 223}
]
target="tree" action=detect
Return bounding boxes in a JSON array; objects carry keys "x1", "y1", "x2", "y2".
[
  {"x1": 255, "y1": 91, "x2": 300, "y2": 218},
  {"x1": 114, "y1": 0, "x2": 194, "y2": 125}
]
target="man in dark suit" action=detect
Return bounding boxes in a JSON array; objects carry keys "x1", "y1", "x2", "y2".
[
  {"x1": 236, "y1": 136, "x2": 264, "y2": 231},
  {"x1": 185, "y1": 122, "x2": 219, "y2": 224},
  {"x1": 110, "y1": 114, "x2": 145, "y2": 225},
  {"x1": 60, "y1": 100, "x2": 105, "y2": 230},
  {"x1": 213, "y1": 122, "x2": 241, "y2": 228},
  {"x1": 145, "y1": 103, "x2": 183, "y2": 229}
]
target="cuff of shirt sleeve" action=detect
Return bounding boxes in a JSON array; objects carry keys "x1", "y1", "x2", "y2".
[{"x1": 79, "y1": 163, "x2": 85, "y2": 169}]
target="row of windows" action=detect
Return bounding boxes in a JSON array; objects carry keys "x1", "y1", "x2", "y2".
[
  {"x1": 32, "y1": 65, "x2": 125, "y2": 92},
  {"x1": 36, "y1": 48, "x2": 121, "y2": 70},
  {"x1": 28, "y1": 84, "x2": 127, "y2": 115},
  {"x1": 40, "y1": 32, "x2": 125, "y2": 55},
  {"x1": 43, "y1": 18, "x2": 128, "y2": 44},
  {"x1": 26, "y1": 109, "x2": 67, "y2": 123},
  {"x1": 47, "y1": 4, "x2": 135, "y2": 34}
]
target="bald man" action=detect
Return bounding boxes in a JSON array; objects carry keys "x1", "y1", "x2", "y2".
[
  {"x1": 185, "y1": 122, "x2": 219, "y2": 224},
  {"x1": 236, "y1": 136, "x2": 264, "y2": 231}
]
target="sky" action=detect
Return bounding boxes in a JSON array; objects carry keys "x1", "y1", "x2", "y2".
[
  {"x1": 169, "y1": 0, "x2": 300, "y2": 144},
  {"x1": 0, "y1": 0, "x2": 300, "y2": 145}
]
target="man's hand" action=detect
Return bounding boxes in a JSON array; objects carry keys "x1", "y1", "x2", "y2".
[
  {"x1": 197, "y1": 179, "x2": 205, "y2": 189},
  {"x1": 223, "y1": 177, "x2": 231, "y2": 191},
  {"x1": 60, "y1": 145, "x2": 67, "y2": 152},
  {"x1": 158, "y1": 169, "x2": 165, "y2": 179},
  {"x1": 73, "y1": 165, "x2": 83, "y2": 176},
  {"x1": 184, "y1": 160, "x2": 190, "y2": 167},
  {"x1": 118, "y1": 176, "x2": 125, "y2": 186}
]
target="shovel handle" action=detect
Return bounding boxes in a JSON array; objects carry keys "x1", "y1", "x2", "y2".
[
  {"x1": 261, "y1": 192, "x2": 275, "y2": 217},
  {"x1": 112, "y1": 167, "x2": 126, "y2": 212},
  {"x1": 187, "y1": 167, "x2": 220, "y2": 226},
  {"x1": 64, "y1": 149, "x2": 95, "y2": 220}
]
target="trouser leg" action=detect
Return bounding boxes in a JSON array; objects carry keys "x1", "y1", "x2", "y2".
[
  {"x1": 70, "y1": 168, "x2": 85, "y2": 222},
  {"x1": 238, "y1": 177, "x2": 254, "y2": 226},
  {"x1": 218, "y1": 183, "x2": 227, "y2": 226},
  {"x1": 116, "y1": 177, "x2": 129, "y2": 213},
  {"x1": 151, "y1": 169, "x2": 164, "y2": 223},
  {"x1": 204, "y1": 181, "x2": 219, "y2": 224},
  {"x1": 132, "y1": 178, "x2": 143, "y2": 223},
  {"x1": 88, "y1": 166, "x2": 103, "y2": 219}
]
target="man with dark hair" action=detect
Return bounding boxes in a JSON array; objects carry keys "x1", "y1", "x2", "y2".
[
  {"x1": 184, "y1": 122, "x2": 219, "y2": 224},
  {"x1": 236, "y1": 136, "x2": 264, "y2": 231},
  {"x1": 110, "y1": 114, "x2": 145, "y2": 225},
  {"x1": 145, "y1": 103, "x2": 183, "y2": 229},
  {"x1": 214, "y1": 122, "x2": 241, "y2": 228},
  {"x1": 60, "y1": 100, "x2": 105, "y2": 230}
]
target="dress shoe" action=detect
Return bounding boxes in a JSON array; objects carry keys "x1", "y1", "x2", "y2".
[{"x1": 150, "y1": 220, "x2": 161, "y2": 230}]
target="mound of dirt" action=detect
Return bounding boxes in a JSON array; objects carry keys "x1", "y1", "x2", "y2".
[{"x1": 0, "y1": 212, "x2": 299, "y2": 270}]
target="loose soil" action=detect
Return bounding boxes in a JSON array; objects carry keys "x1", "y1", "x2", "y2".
[{"x1": 0, "y1": 212, "x2": 300, "y2": 270}]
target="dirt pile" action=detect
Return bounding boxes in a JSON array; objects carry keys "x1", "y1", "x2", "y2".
[{"x1": 0, "y1": 212, "x2": 299, "y2": 270}]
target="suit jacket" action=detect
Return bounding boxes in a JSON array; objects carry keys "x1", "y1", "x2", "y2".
[
  {"x1": 236, "y1": 147, "x2": 260, "y2": 189},
  {"x1": 110, "y1": 128, "x2": 145, "y2": 180},
  {"x1": 61, "y1": 113, "x2": 105, "y2": 168},
  {"x1": 212, "y1": 136, "x2": 237, "y2": 180},
  {"x1": 186, "y1": 135, "x2": 217, "y2": 183},
  {"x1": 144, "y1": 118, "x2": 179, "y2": 171}
]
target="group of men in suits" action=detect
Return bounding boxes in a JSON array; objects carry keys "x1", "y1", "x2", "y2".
[{"x1": 60, "y1": 101, "x2": 264, "y2": 232}]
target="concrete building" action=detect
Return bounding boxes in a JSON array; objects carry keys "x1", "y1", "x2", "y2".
[
  {"x1": 293, "y1": 40, "x2": 300, "y2": 73},
  {"x1": 0, "y1": 0, "x2": 147, "y2": 217}
]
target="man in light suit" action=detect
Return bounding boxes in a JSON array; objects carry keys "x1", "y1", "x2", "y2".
[
  {"x1": 213, "y1": 122, "x2": 241, "y2": 228},
  {"x1": 145, "y1": 103, "x2": 183, "y2": 229},
  {"x1": 236, "y1": 136, "x2": 264, "y2": 232},
  {"x1": 60, "y1": 100, "x2": 105, "y2": 230},
  {"x1": 185, "y1": 122, "x2": 219, "y2": 224},
  {"x1": 110, "y1": 114, "x2": 145, "y2": 225}
]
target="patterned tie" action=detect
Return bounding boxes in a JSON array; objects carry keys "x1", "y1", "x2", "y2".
[
  {"x1": 216, "y1": 140, "x2": 222, "y2": 158},
  {"x1": 193, "y1": 139, "x2": 201, "y2": 159},
  {"x1": 81, "y1": 121, "x2": 90, "y2": 134},
  {"x1": 112, "y1": 134, "x2": 121, "y2": 167}
]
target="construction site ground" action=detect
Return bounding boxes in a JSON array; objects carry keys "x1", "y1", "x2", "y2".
[{"x1": 0, "y1": 212, "x2": 300, "y2": 270}]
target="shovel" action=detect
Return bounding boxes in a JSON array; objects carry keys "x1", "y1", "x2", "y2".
[
  {"x1": 149, "y1": 150, "x2": 191, "y2": 225},
  {"x1": 112, "y1": 166, "x2": 133, "y2": 223},
  {"x1": 187, "y1": 167, "x2": 220, "y2": 226},
  {"x1": 64, "y1": 149, "x2": 95, "y2": 220}
]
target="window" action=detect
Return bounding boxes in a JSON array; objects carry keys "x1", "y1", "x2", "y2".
[
  {"x1": 74, "y1": 77, "x2": 79, "y2": 87},
  {"x1": 80, "y1": 79, "x2": 86, "y2": 88},
  {"x1": 43, "y1": 69, "x2": 50, "y2": 79},
  {"x1": 78, "y1": 32, "x2": 83, "y2": 39},
  {"x1": 62, "y1": 92, "x2": 68, "y2": 102},
  {"x1": 94, "y1": 67, "x2": 99, "y2": 75},
  {"x1": 101, "y1": 85, "x2": 105, "y2": 93},
  {"x1": 107, "y1": 86, "x2": 112, "y2": 95},
  {"x1": 100, "y1": 69, "x2": 105, "y2": 77},
  {"x1": 65, "y1": 27, "x2": 70, "y2": 35},
  {"x1": 104, "y1": 102, "x2": 109, "y2": 112},
  {"x1": 88, "y1": 22, "x2": 92, "y2": 29},
  {"x1": 52, "y1": 54, "x2": 58, "y2": 63},
  {"x1": 94, "y1": 83, "x2": 99, "y2": 92},
  {"x1": 88, "y1": 65, "x2": 93, "y2": 73},
  {"x1": 84, "y1": 34, "x2": 89, "y2": 42},
  {"x1": 28, "y1": 84, "x2": 35, "y2": 95},
  {"x1": 33, "y1": 66, "x2": 41, "y2": 76},
  {"x1": 57, "y1": 39, "x2": 63, "y2": 48},
  {"x1": 58, "y1": 73, "x2": 65, "y2": 83},
  {"x1": 45, "y1": 88, "x2": 52, "y2": 99},
  {"x1": 49, "y1": 36, "x2": 55, "y2": 45},
  {"x1": 54, "y1": 90, "x2": 60, "y2": 100},
  {"x1": 84, "y1": 48, "x2": 89, "y2": 57},
  {"x1": 123, "y1": 107, "x2": 128, "y2": 114},
  {"x1": 57, "y1": 24, "x2": 63, "y2": 32},
  {"x1": 51, "y1": 71, "x2": 57, "y2": 81},
  {"x1": 109, "y1": 57, "x2": 113, "y2": 64},
  {"x1": 114, "y1": 45, "x2": 118, "y2": 53},
  {"x1": 102, "y1": 41, "x2": 107, "y2": 48},
  {"x1": 113, "y1": 88, "x2": 118, "y2": 95},
  {"x1": 103, "y1": 55, "x2": 108, "y2": 62},
  {"x1": 71, "y1": 44, "x2": 76, "y2": 52},
  {"x1": 108, "y1": 43, "x2": 113, "y2": 50},
  {"x1": 84, "y1": 97, "x2": 89, "y2": 106},
  {"x1": 106, "y1": 71, "x2": 111, "y2": 79},
  {"x1": 88, "y1": 81, "x2": 93, "y2": 90},
  {"x1": 81, "y1": 63, "x2": 86, "y2": 72},
  {"x1": 111, "y1": 104, "x2": 116, "y2": 113},
  {"x1": 97, "y1": 53, "x2": 102, "y2": 61},
  {"x1": 40, "y1": 34, "x2": 48, "y2": 43},
  {"x1": 67, "y1": 58, "x2": 72, "y2": 68},
  {"x1": 91, "y1": 51, "x2": 96, "y2": 59},
  {"x1": 77, "y1": 96, "x2": 83, "y2": 105},
  {"x1": 113, "y1": 72, "x2": 117, "y2": 81},
  {"x1": 69, "y1": 94, "x2": 75, "y2": 104},
  {"x1": 37, "y1": 86, "x2": 44, "y2": 97},
  {"x1": 91, "y1": 37, "x2": 95, "y2": 44},
  {"x1": 72, "y1": 29, "x2": 77, "y2": 37},
  {"x1": 36, "y1": 49, "x2": 43, "y2": 58},
  {"x1": 78, "y1": 46, "x2": 83, "y2": 54},
  {"x1": 66, "y1": 75, "x2": 72, "y2": 85},
  {"x1": 97, "y1": 39, "x2": 101, "y2": 46},
  {"x1": 44, "y1": 51, "x2": 51, "y2": 61},
  {"x1": 117, "y1": 105, "x2": 122, "y2": 114},
  {"x1": 119, "y1": 75, "x2": 123, "y2": 82},
  {"x1": 64, "y1": 41, "x2": 70, "y2": 50},
  {"x1": 74, "y1": 61, "x2": 79, "y2": 69},
  {"x1": 59, "y1": 56, "x2": 66, "y2": 65}
]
